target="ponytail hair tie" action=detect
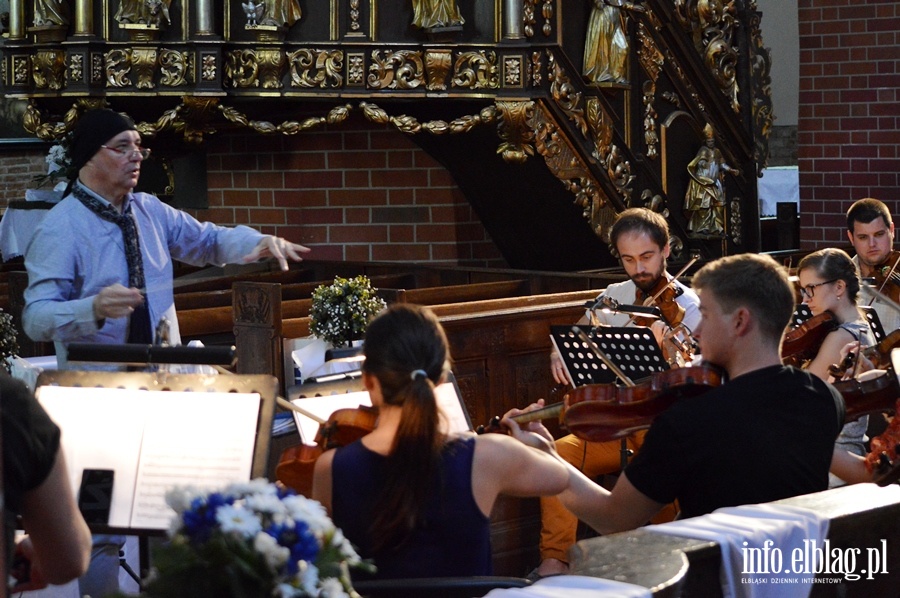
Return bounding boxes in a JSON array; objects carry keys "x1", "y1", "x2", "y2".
[{"x1": 410, "y1": 369, "x2": 428, "y2": 381}]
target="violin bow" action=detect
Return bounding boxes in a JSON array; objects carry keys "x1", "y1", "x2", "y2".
[
  {"x1": 276, "y1": 396, "x2": 328, "y2": 425},
  {"x1": 862, "y1": 282, "x2": 900, "y2": 315},
  {"x1": 572, "y1": 326, "x2": 636, "y2": 387},
  {"x1": 624, "y1": 254, "x2": 699, "y2": 328},
  {"x1": 870, "y1": 258, "x2": 900, "y2": 307}
]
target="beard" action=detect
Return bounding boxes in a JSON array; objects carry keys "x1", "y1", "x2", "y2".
[{"x1": 632, "y1": 260, "x2": 667, "y2": 294}]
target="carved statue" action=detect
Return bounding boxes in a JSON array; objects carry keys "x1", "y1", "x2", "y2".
[
  {"x1": 684, "y1": 125, "x2": 740, "y2": 237},
  {"x1": 411, "y1": 0, "x2": 464, "y2": 29},
  {"x1": 115, "y1": 0, "x2": 171, "y2": 27},
  {"x1": 34, "y1": 0, "x2": 70, "y2": 27},
  {"x1": 243, "y1": 1, "x2": 264, "y2": 26},
  {"x1": 583, "y1": 0, "x2": 629, "y2": 84},
  {"x1": 259, "y1": 0, "x2": 302, "y2": 28}
]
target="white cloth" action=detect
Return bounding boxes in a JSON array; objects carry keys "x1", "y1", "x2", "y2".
[
  {"x1": 592, "y1": 277, "x2": 701, "y2": 333},
  {"x1": 0, "y1": 207, "x2": 54, "y2": 261},
  {"x1": 482, "y1": 575, "x2": 651, "y2": 598},
  {"x1": 758, "y1": 167, "x2": 799, "y2": 217},
  {"x1": 645, "y1": 503, "x2": 829, "y2": 598}
]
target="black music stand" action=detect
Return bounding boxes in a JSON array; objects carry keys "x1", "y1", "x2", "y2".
[{"x1": 550, "y1": 325, "x2": 669, "y2": 388}]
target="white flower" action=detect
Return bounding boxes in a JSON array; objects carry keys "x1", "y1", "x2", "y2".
[
  {"x1": 254, "y1": 532, "x2": 290, "y2": 570},
  {"x1": 297, "y1": 561, "x2": 319, "y2": 595},
  {"x1": 227, "y1": 478, "x2": 277, "y2": 497},
  {"x1": 245, "y1": 492, "x2": 288, "y2": 516},
  {"x1": 216, "y1": 504, "x2": 262, "y2": 538},
  {"x1": 331, "y1": 529, "x2": 361, "y2": 565},
  {"x1": 275, "y1": 582, "x2": 303, "y2": 598},
  {"x1": 282, "y1": 495, "x2": 333, "y2": 534},
  {"x1": 317, "y1": 577, "x2": 349, "y2": 598}
]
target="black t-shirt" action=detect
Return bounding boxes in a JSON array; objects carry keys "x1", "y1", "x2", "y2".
[
  {"x1": 1, "y1": 374, "x2": 61, "y2": 564},
  {"x1": 625, "y1": 365, "x2": 844, "y2": 519}
]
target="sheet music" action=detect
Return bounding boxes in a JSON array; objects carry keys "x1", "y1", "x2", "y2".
[
  {"x1": 290, "y1": 382, "x2": 470, "y2": 444},
  {"x1": 37, "y1": 386, "x2": 260, "y2": 530}
]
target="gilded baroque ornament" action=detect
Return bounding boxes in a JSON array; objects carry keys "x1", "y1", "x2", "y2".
[
  {"x1": 201, "y1": 54, "x2": 217, "y2": 81},
  {"x1": 257, "y1": 49, "x2": 287, "y2": 89},
  {"x1": 642, "y1": 81, "x2": 659, "y2": 160},
  {"x1": 637, "y1": 22, "x2": 665, "y2": 83},
  {"x1": 288, "y1": 49, "x2": 343, "y2": 89},
  {"x1": 347, "y1": 53, "x2": 365, "y2": 86},
  {"x1": 524, "y1": 0, "x2": 537, "y2": 37},
  {"x1": 218, "y1": 102, "x2": 351, "y2": 135},
  {"x1": 533, "y1": 105, "x2": 617, "y2": 241},
  {"x1": 367, "y1": 50, "x2": 425, "y2": 90},
  {"x1": 33, "y1": 49, "x2": 66, "y2": 90},
  {"x1": 531, "y1": 51, "x2": 542, "y2": 87},
  {"x1": 451, "y1": 51, "x2": 499, "y2": 90},
  {"x1": 586, "y1": 97, "x2": 635, "y2": 204},
  {"x1": 105, "y1": 49, "x2": 133, "y2": 88},
  {"x1": 541, "y1": 0, "x2": 553, "y2": 36},
  {"x1": 225, "y1": 50, "x2": 261, "y2": 88},
  {"x1": 504, "y1": 56, "x2": 523, "y2": 87},
  {"x1": 730, "y1": 198, "x2": 742, "y2": 245},
  {"x1": 547, "y1": 51, "x2": 587, "y2": 137},
  {"x1": 358, "y1": 101, "x2": 497, "y2": 135},
  {"x1": 91, "y1": 53, "x2": 104, "y2": 84},
  {"x1": 159, "y1": 49, "x2": 190, "y2": 87},
  {"x1": 495, "y1": 100, "x2": 535, "y2": 164},
  {"x1": 14, "y1": 56, "x2": 30, "y2": 85},
  {"x1": 748, "y1": 2, "x2": 774, "y2": 175},
  {"x1": 673, "y1": 0, "x2": 740, "y2": 112},
  {"x1": 70, "y1": 54, "x2": 84, "y2": 83},
  {"x1": 132, "y1": 48, "x2": 159, "y2": 90},
  {"x1": 424, "y1": 49, "x2": 453, "y2": 91}
]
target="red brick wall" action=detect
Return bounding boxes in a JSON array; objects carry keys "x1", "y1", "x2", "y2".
[
  {"x1": 798, "y1": 0, "x2": 899, "y2": 248},
  {"x1": 0, "y1": 117, "x2": 506, "y2": 267}
]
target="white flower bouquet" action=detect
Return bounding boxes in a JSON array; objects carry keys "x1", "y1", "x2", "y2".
[
  {"x1": 309, "y1": 276, "x2": 387, "y2": 348},
  {"x1": 139, "y1": 479, "x2": 372, "y2": 598},
  {"x1": 0, "y1": 309, "x2": 19, "y2": 374}
]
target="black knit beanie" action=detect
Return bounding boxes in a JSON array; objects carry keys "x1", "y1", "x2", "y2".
[{"x1": 70, "y1": 109, "x2": 137, "y2": 171}]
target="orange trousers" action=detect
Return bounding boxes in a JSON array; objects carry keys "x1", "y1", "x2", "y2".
[{"x1": 538, "y1": 430, "x2": 676, "y2": 563}]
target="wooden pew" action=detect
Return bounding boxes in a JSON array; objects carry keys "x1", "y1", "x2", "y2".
[{"x1": 568, "y1": 483, "x2": 900, "y2": 597}]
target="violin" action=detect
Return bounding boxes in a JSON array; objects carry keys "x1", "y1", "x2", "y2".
[
  {"x1": 562, "y1": 364, "x2": 725, "y2": 442},
  {"x1": 479, "y1": 365, "x2": 725, "y2": 442},
  {"x1": 632, "y1": 277, "x2": 686, "y2": 328},
  {"x1": 871, "y1": 250, "x2": 900, "y2": 304},
  {"x1": 827, "y1": 329, "x2": 900, "y2": 378},
  {"x1": 275, "y1": 401, "x2": 378, "y2": 496},
  {"x1": 781, "y1": 311, "x2": 838, "y2": 367}
]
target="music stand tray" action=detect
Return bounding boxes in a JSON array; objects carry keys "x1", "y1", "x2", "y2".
[{"x1": 550, "y1": 325, "x2": 669, "y2": 387}]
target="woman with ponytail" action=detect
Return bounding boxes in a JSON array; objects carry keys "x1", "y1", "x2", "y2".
[{"x1": 312, "y1": 304, "x2": 569, "y2": 579}]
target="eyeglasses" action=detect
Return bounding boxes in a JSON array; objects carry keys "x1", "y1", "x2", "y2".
[
  {"x1": 101, "y1": 145, "x2": 151, "y2": 160},
  {"x1": 799, "y1": 279, "x2": 838, "y2": 300}
]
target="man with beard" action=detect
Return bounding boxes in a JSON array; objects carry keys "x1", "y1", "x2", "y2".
[
  {"x1": 846, "y1": 198, "x2": 899, "y2": 335},
  {"x1": 533, "y1": 208, "x2": 700, "y2": 579}
]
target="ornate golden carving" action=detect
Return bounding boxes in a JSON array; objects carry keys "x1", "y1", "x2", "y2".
[
  {"x1": 257, "y1": 48, "x2": 286, "y2": 89},
  {"x1": 225, "y1": 49, "x2": 260, "y2": 88},
  {"x1": 13, "y1": 56, "x2": 30, "y2": 85},
  {"x1": 349, "y1": 0, "x2": 361, "y2": 32},
  {"x1": 347, "y1": 53, "x2": 365, "y2": 86},
  {"x1": 642, "y1": 80, "x2": 658, "y2": 160},
  {"x1": 503, "y1": 55, "x2": 523, "y2": 88},
  {"x1": 33, "y1": 49, "x2": 66, "y2": 90},
  {"x1": 547, "y1": 52, "x2": 587, "y2": 136},
  {"x1": 105, "y1": 49, "x2": 132, "y2": 88},
  {"x1": 524, "y1": 0, "x2": 537, "y2": 37},
  {"x1": 424, "y1": 49, "x2": 452, "y2": 91},
  {"x1": 201, "y1": 54, "x2": 217, "y2": 81},
  {"x1": 531, "y1": 51, "x2": 542, "y2": 87},
  {"x1": 452, "y1": 51, "x2": 499, "y2": 90},
  {"x1": 673, "y1": 0, "x2": 740, "y2": 112},
  {"x1": 359, "y1": 101, "x2": 497, "y2": 135},
  {"x1": 69, "y1": 54, "x2": 84, "y2": 83},
  {"x1": 748, "y1": 2, "x2": 773, "y2": 175},
  {"x1": 91, "y1": 53, "x2": 104, "y2": 84},
  {"x1": 541, "y1": 0, "x2": 553, "y2": 36},
  {"x1": 159, "y1": 49, "x2": 190, "y2": 87},
  {"x1": 220, "y1": 102, "x2": 351, "y2": 135},
  {"x1": 637, "y1": 22, "x2": 665, "y2": 82},
  {"x1": 533, "y1": 105, "x2": 617, "y2": 241},
  {"x1": 24, "y1": 98, "x2": 107, "y2": 141},
  {"x1": 730, "y1": 197, "x2": 742, "y2": 245},
  {"x1": 287, "y1": 49, "x2": 343, "y2": 89},
  {"x1": 586, "y1": 97, "x2": 634, "y2": 205},
  {"x1": 132, "y1": 48, "x2": 159, "y2": 90},
  {"x1": 495, "y1": 100, "x2": 535, "y2": 163},
  {"x1": 367, "y1": 50, "x2": 425, "y2": 90}
]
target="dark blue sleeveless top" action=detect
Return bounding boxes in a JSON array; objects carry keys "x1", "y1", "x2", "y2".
[{"x1": 331, "y1": 435, "x2": 492, "y2": 579}]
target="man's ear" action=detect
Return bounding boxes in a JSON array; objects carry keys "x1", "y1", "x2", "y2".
[{"x1": 732, "y1": 306, "x2": 752, "y2": 337}]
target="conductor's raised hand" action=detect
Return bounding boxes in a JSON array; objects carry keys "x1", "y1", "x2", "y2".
[
  {"x1": 92, "y1": 284, "x2": 144, "y2": 320},
  {"x1": 243, "y1": 236, "x2": 311, "y2": 271}
]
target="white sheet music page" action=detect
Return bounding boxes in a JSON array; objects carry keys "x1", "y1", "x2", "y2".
[{"x1": 37, "y1": 386, "x2": 260, "y2": 530}]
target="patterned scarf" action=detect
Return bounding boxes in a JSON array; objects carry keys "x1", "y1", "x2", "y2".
[{"x1": 73, "y1": 184, "x2": 151, "y2": 343}]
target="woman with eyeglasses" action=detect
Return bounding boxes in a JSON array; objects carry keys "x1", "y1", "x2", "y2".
[{"x1": 796, "y1": 247, "x2": 873, "y2": 482}]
